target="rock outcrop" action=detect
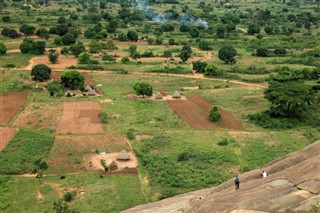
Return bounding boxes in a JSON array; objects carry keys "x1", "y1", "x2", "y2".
[{"x1": 123, "y1": 141, "x2": 320, "y2": 213}]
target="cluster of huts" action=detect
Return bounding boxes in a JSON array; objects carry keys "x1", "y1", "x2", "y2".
[{"x1": 155, "y1": 91, "x2": 181, "y2": 99}]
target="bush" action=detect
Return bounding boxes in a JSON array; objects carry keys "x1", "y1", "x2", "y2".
[
  {"x1": 218, "y1": 46, "x2": 237, "y2": 64},
  {"x1": 0, "y1": 42, "x2": 7, "y2": 54},
  {"x1": 209, "y1": 106, "x2": 221, "y2": 122},
  {"x1": 127, "y1": 128, "x2": 135, "y2": 140},
  {"x1": 256, "y1": 48, "x2": 269, "y2": 57},
  {"x1": 63, "y1": 191, "x2": 77, "y2": 202},
  {"x1": 99, "y1": 112, "x2": 109, "y2": 124},
  {"x1": 31, "y1": 64, "x2": 52, "y2": 81},
  {"x1": 61, "y1": 70, "x2": 84, "y2": 89},
  {"x1": 78, "y1": 52, "x2": 91, "y2": 64},
  {"x1": 198, "y1": 40, "x2": 212, "y2": 51}
]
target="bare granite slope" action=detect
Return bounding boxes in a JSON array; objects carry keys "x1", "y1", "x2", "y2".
[{"x1": 123, "y1": 140, "x2": 320, "y2": 213}]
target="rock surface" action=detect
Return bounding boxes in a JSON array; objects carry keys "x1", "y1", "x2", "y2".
[{"x1": 123, "y1": 141, "x2": 320, "y2": 213}]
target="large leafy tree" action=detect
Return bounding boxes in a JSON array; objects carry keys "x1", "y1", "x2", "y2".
[
  {"x1": 133, "y1": 82, "x2": 153, "y2": 97},
  {"x1": 20, "y1": 24, "x2": 35, "y2": 35},
  {"x1": 31, "y1": 64, "x2": 52, "y2": 81},
  {"x1": 32, "y1": 159, "x2": 48, "y2": 184},
  {"x1": 265, "y1": 78, "x2": 314, "y2": 118},
  {"x1": 61, "y1": 70, "x2": 84, "y2": 89},
  {"x1": 218, "y1": 45, "x2": 237, "y2": 64}
]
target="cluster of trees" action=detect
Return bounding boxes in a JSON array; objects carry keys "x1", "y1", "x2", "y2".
[{"x1": 19, "y1": 38, "x2": 46, "y2": 55}]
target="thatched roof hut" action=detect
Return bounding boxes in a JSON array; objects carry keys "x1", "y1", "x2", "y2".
[
  {"x1": 172, "y1": 91, "x2": 181, "y2": 98},
  {"x1": 85, "y1": 85, "x2": 93, "y2": 91},
  {"x1": 117, "y1": 150, "x2": 131, "y2": 161},
  {"x1": 87, "y1": 89, "x2": 96, "y2": 96},
  {"x1": 155, "y1": 92, "x2": 163, "y2": 99},
  {"x1": 109, "y1": 160, "x2": 118, "y2": 170}
]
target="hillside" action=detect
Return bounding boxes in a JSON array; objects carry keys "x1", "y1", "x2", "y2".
[{"x1": 123, "y1": 140, "x2": 320, "y2": 213}]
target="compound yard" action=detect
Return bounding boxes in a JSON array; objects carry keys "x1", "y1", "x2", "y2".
[
  {"x1": 46, "y1": 134, "x2": 129, "y2": 174},
  {"x1": 56, "y1": 102, "x2": 104, "y2": 134},
  {"x1": 0, "y1": 92, "x2": 28, "y2": 125}
]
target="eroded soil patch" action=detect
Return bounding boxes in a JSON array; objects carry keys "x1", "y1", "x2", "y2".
[{"x1": 0, "y1": 92, "x2": 28, "y2": 125}]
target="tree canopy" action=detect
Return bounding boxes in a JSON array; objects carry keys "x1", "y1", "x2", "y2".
[
  {"x1": 218, "y1": 46, "x2": 237, "y2": 64},
  {"x1": 31, "y1": 64, "x2": 52, "y2": 81},
  {"x1": 133, "y1": 82, "x2": 153, "y2": 97},
  {"x1": 61, "y1": 70, "x2": 85, "y2": 89}
]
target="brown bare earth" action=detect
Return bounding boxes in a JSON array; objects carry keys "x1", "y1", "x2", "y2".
[
  {"x1": 46, "y1": 135, "x2": 129, "y2": 173},
  {"x1": 84, "y1": 152, "x2": 138, "y2": 171},
  {"x1": 168, "y1": 94, "x2": 243, "y2": 130},
  {"x1": 56, "y1": 102, "x2": 104, "y2": 134},
  {"x1": 24, "y1": 54, "x2": 77, "y2": 70},
  {"x1": 123, "y1": 140, "x2": 320, "y2": 213},
  {"x1": 14, "y1": 102, "x2": 63, "y2": 129},
  {"x1": 0, "y1": 92, "x2": 28, "y2": 125},
  {"x1": 0, "y1": 127, "x2": 18, "y2": 151}
]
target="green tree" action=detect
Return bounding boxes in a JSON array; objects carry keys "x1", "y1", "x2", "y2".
[
  {"x1": 121, "y1": 56, "x2": 130, "y2": 64},
  {"x1": 62, "y1": 32, "x2": 76, "y2": 45},
  {"x1": 264, "y1": 25, "x2": 274, "y2": 34},
  {"x1": 19, "y1": 38, "x2": 35, "y2": 53},
  {"x1": 31, "y1": 64, "x2": 52, "y2": 81},
  {"x1": 78, "y1": 52, "x2": 91, "y2": 64},
  {"x1": 180, "y1": 50, "x2": 191, "y2": 62},
  {"x1": 204, "y1": 64, "x2": 224, "y2": 77},
  {"x1": 127, "y1": 30, "x2": 138, "y2": 41},
  {"x1": 36, "y1": 27, "x2": 49, "y2": 39},
  {"x1": 118, "y1": 33, "x2": 128, "y2": 41},
  {"x1": 128, "y1": 44, "x2": 137, "y2": 57},
  {"x1": 189, "y1": 27, "x2": 200, "y2": 38},
  {"x1": 32, "y1": 159, "x2": 48, "y2": 184},
  {"x1": 33, "y1": 41, "x2": 46, "y2": 55},
  {"x1": 163, "y1": 50, "x2": 172, "y2": 58},
  {"x1": 61, "y1": 70, "x2": 85, "y2": 89},
  {"x1": 209, "y1": 106, "x2": 221, "y2": 122},
  {"x1": 218, "y1": 46, "x2": 237, "y2": 64},
  {"x1": 57, "y1": 16, "x2": 66, "y2": 24},
  {"x1": 88, "y1": 40, "x2": 102, "y2": 53},
  {"x1": 54, "y1": 36, "x2": 62, "y2": 45},
  {"x1": 53, "y1": 200, "x2": 80, "y2": 213},
  {"x1": 133, "y1": 82, "x2": 153, "y2": 97},
  {"x1": 46, "y1": 80, "x2": 64, "y2": 96},
  {"x1": 69, "y1": 42, "x2": 86, "y2": 57},
  {"x1": 0, "y1": 42, "x2": 7, "y2": 54},
  {"x1": 216, "y1": 25, "x2": 225, "y2": 38},
  {"x1": 48, "y1": 49, "x2": 59, "y2": 64},
  {"x1": 198, "y1": 40, "x2": 212, "y2": 51},
  {"x1": 256, "y1": 48, "x2": 269, "y2": 57},
  {"x1": 192, "y1": 61, "x2": 208, "y2": 73},
  {"x1": 265, "y1": 79, "x2": 315, "y2": 118},
  {"x1": 247, "y1": 23, "x2": 260, "y2": 35},
  {"x1": 20, "y1": 24, "x2": 35, "y2": 35}
]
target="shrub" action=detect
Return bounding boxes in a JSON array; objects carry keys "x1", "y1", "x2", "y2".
[
  {"x1": 256, "y1": 48, "x2": 269, "y2": 57},
  {"x1": 209, "y1": 106, "x2": 221, "y2": 122},
  {"x1": 99, "y1": 112, "x2": 109, "y2": 124},
  {"x1": 78, "y1": 52, "x2": 91, "y2": 64},
  {"x1": 63, "y1": 191, "x2": 77, "y2": 202},
  {"x1": 31, "y1": 64, "x2": 52, "y2": 81},
  {"x1": 0, "y1": 42, "x2": 7, "y2": 54},
  {"x1": 198, "y1": 40, "x2": 212, "y2": 50},
  {"x1": 218, "y1": 46, "x2": 237, "y2": 64}
]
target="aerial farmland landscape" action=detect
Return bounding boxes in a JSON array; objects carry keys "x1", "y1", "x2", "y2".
[{"x1": 0, "y1": 0, "x2": 320, "y2": 212}]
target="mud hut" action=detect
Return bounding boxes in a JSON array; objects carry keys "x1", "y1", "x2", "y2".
[
  {"x1": 172, "y1": 91, "x2": 181, "y2": 98},
  {"x1": 109, "y1": 160, "x2": 119, "y2": 170},
  {"x1": 155, "y1": 92, "x2": 163, "y2": 99},
  {"x1": 86, "y1": 89, "x2": 96, "y2": 96},
  {"x1": 85, "y1": 85, "x2": 93, "y2": 91},
  {"x1": 117, "y1": 150, "x2": 131, "y2": 161}
]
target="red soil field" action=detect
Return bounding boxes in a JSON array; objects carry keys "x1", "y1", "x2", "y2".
[
  {"x1": 56, "y1": 102, "x2": 104, "y2": 134},
  {"x1": 0, "y1": 127, "x2": 18, "y2": 151},
  {"x1": 168, "y1": 94, "x2": 243, "y2": 130},
  {"x1": 0, "y1": 92, "x2": 28, "y2": 125}
]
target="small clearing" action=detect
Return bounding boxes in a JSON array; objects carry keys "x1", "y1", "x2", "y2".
[
  {"x1": 24, "y1": 54, "x2": 77, "y2": 70},
  {"x1": 46, "y1": 135, "x2": 129, "y2": 174},
  {"x1": 0, "y1": 127, "x2": 18, "y2": 151},
  {"x1": 84, "y1": 152, "x2": 138, "y2": 171},
  {"x1": 56, "y1": 102, "x2": 104, "y2": 134},
  {"x1": 0, "y1": 92, "x2": 28, "y2": 125}
]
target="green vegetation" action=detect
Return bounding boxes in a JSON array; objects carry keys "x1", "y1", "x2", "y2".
[
  {"x1": 31, "y1": 64, "x2": 52, "y2": 81},
  {"x1": 0, "y1": 129, "x2": 54, "y2": 175}
]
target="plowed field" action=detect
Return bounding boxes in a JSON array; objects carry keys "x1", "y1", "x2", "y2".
[
  {"x1": 168, "y1": 94, "x2": 243, "y2": 130},
  {"x1": 56, "y1": 102, "x2": 104, "y2": 134},
  {"x1": 0, "y1": 93, "x2": 28, "y2": 125}
]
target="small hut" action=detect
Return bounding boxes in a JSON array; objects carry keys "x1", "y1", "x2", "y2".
[
  {"x1": 117, "y1": 150, "x2": 131, "y2": 161},
  {"x1": 155, "y1": 92, "x2": 163, "y2": 99},
  {"x1": 86, "y1": 89, "x2": 96, "y2": 96},
  {"x1": 160, "y1": 91, "x2": 166, "y2": 97},
  {"x1": 172, "y1": 91, "x2": 181, "y2": 98},
  {"x1": 109, "y1": 160, "x2": 119, "y2": 170},
  {"x1": 85, "y1": 85, "x2": 93, "y2": 91}
]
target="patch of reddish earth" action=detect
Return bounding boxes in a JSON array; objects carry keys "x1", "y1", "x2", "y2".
[
  {"x1": 168, "y1": 94, "x2": 243, "y2": 130},
  {"x1": 0, "y1": 127, "x2": 18, "y2": 150},
  {"x1": 0, "y1": 93, "x2": 28, "y2": 125},
  {"x1": 56, "y1": 102, "x2": 104, "y2": 134}
]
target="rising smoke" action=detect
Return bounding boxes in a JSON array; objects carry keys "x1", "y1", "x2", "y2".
[{"x1": 137, "y1": 0, "x2": 208, "y2": 28}]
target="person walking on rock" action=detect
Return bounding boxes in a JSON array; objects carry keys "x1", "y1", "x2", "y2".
[{"x1": 234, "y1": 175, "x2": 240, "y2": 190}]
